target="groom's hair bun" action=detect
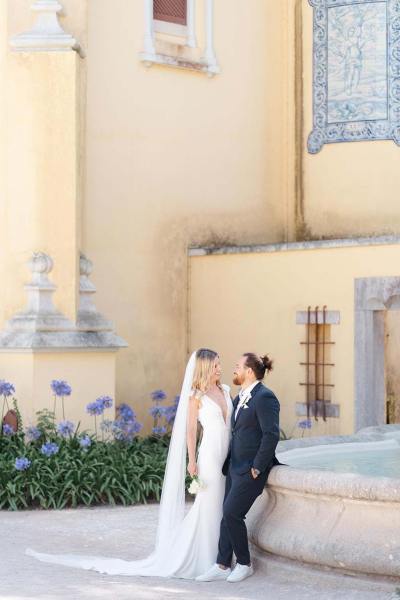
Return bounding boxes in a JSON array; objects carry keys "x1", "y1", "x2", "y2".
[
  {"x1": 243, "y1": 353, "x2": 273, "y2": 379},
  {"x1": 260, "y1": 355, "x2": 273, "y2": 372}
]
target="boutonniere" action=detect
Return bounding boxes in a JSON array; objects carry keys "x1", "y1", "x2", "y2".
[{"x1": 240, "y1": 395, "x2": 251, "y2": 410}]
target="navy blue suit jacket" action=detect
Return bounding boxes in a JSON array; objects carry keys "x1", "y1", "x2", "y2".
[{"x1": 222, "y1": 381, "x2": 281, "y2": 476}]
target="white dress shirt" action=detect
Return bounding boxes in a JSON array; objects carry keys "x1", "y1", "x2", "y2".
[{"x1": 234, "y1": 380, "x2": 260, "y2": 420}]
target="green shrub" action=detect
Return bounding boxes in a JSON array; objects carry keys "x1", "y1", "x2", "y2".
[
  {"x1": 0, "y1": 433, "x2": 170, "y2": 510},
  {"x1": 0, "y1": 380, "x2": 182, "y2": 510}
]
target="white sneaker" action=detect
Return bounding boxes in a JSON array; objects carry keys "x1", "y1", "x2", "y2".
[
  {"x1": 226, "y1": 562, "x2": 254, "y2": 583},
  {"x1": 195, "y1": 563, "x2": 231, "y2": 582}
]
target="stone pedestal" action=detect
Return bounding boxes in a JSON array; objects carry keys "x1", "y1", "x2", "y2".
[
  {"x1": 10, "y1": 0, "x2": 81, "y2": 53},
  {"x1": 0, "y1": 253, "x2": 127, "y2": 431}
]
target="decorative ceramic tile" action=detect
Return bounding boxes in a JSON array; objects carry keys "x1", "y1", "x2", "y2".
[{"x1": 308, "y1": 0, "x2": 400, "y2": 153}]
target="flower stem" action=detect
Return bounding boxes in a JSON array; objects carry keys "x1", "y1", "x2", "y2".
[
  {"x1": 62, "y1": 396, "x2": 65, "y2": 420},
  {"x1": 0, "y1": 396, "x2": 4, "y2": 436}
]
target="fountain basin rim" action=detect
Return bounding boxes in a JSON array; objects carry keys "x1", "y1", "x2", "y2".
[{"x1": 268, "y1": 465, "x2": 400, "y2": 502}]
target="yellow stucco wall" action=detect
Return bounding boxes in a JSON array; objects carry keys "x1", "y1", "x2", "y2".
[
  {"x1": 80, "y1": 0, "x2": 295, "y2": 427},
  {"x1": 189, "y1": 242, "x2": 400, "y2": 437},
  {"x1": 2, "y1": 1, "x2": 400, "y2": 433},
  {"x1": 1, "y1": 1, "x2": 295, "y2": 430}
]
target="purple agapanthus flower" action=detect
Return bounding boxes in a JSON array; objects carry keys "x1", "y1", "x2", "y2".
[
  {"x1": 117, "y1": 404, "x2": 135, "y2": 421},
  {"x1": 40, "y1": 442, "x2": 59, "y2": 457},
  {"x1": 0, "y1": 381, "x2": 15, "y2": 397},
  {"x1": 56, "y1": 420, "x2": 75, "y2": 438},
  {"x1": 298, "y1": 419, "x2": 312, "y2": 430},
  {"x1": 164, "y1": 396, "x2": 179, "y2": 424},
  {"x1": 15, "y1": 457, "x2": 31, "y2": 471},
  {"x1": 3, "y1": 423, "x2": 14, "y2": 436},
  {"x1": 152, "y1": 426, "x2": 167, "y2": 436},
  {"x1": 113, "y1": 416, "x2": 143, "y2": 441},
  {"x1": 100, "y1": 419, "x2": 114, "y2": 432},
  {"x1": 96, "y1": 395, "x2": 113, "y2": 410},
  {"x1": 113, "y1": 428, "x2": 127, "y2": 442},
  {"x1": 112, "y1": 419, "x2": 124, "y2": 431},
  {"x1": 25, "y1": 426, "x2": 41, "y2": 441},
  {"x1": 86, "y1": 401, "x2": 104, "y2": 416},
  {"x1": 79, "y1": 435, "x2": 91, "y2": 449},
  {"x1": 163, "y1": 407, "x2": 175, "y2": 424},
  {"x1": 112, "y1": 403, "x2": 143, "y2": 442},
  {"x1": 50, "y1": 380, "x2": 72, "y2": 397},
  {"x1": 149, "y1": 405, "x2": 163, "y2": 418},
  {"x1": 127, "y1": 420, "x2": 143, "y2": 435},
  {"x1": 151, "y1": 390, "x2": 167, "y2": 402}
]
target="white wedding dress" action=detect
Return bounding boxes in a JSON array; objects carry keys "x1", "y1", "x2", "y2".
[{"x1": 27, "y1": 379, "x2": 232, "y2": 580}]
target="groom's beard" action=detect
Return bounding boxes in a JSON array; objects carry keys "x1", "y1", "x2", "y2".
[{"x1": 233, "y1": 374, "x2": 243, "y2": 386}]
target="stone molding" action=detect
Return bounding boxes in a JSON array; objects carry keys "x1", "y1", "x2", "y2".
[
  {"x1": 295, "y1": 401, "x2": 340, "y2": 418},
  {"x1": 296, "y1": 310, "x2": 340, "y2": 325},
  {"x1": 189, "y1": 234, "x2": 400, "y2": 256}
]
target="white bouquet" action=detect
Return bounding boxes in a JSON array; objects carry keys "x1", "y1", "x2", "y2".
[{"x1": 188, "y1": 475, "x2": 205, "y2": 495}]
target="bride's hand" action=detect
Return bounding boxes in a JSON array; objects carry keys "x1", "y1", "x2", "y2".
[{"x1": 187, "y1": 461, "x2": 198, "y2": 477}]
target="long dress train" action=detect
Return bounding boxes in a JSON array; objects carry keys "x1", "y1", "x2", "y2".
[{"x1": 27, "y1": 384, "x2": 232, "y2": 579}]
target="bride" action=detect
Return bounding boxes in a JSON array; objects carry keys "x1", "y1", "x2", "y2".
[{"x1": 27, "y1": 348, "x2": 233, "y2": 579}]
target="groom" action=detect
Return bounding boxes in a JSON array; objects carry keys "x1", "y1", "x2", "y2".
[{"x1": 196, "y1": 352, "x2": 281, "y2": 583}]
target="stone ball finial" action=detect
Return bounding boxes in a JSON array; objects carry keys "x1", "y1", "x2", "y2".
[
  {"x1": 79, "y1": 253, "x2": 93, "y2": 277},
  {"x1": 28, "y1": 252, "x2": 54, "y2": 275}
]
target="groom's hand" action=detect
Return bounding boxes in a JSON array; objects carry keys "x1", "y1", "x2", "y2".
[{"x1": 251, "y1": 468, "x2": 260, "y2": 479}]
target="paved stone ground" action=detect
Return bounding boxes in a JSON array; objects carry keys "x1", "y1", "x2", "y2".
[{"x1": 1, "y1": 503, "x2": 398, "y2": 600}]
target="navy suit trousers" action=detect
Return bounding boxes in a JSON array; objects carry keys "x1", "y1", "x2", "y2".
[{"x1": 216, "y1": 464, "x2": 267, "y2": 567}]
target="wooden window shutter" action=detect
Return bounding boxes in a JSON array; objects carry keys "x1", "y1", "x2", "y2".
[{"x1": 153, "y1": 0, "x2": 187, "y2": 26}]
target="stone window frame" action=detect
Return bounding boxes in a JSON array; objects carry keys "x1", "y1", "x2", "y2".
[
  {"x1": 139, "y1": 0, "x2": 219, "y2": 76},
  {"x1": 296, "y1": 309, "x2": 340, "y2": 419}
]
